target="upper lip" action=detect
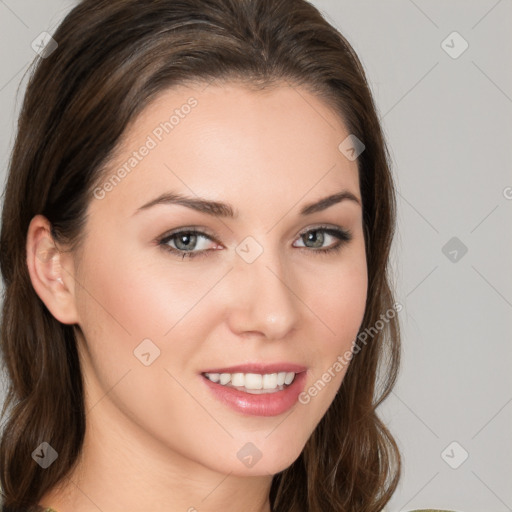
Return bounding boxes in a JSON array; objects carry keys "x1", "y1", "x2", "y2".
[{"x1": 201, "y1": 363, "x2": 307, "y2": 374}]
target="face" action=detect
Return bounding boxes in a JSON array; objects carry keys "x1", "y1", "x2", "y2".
[{"x1": 70, "y1": 81, "x2": 367, "y2": 476}]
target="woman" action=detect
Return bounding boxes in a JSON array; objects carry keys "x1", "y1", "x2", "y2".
[{"x1": 0, "y1": 0, "x2": 456, "y2": 511}]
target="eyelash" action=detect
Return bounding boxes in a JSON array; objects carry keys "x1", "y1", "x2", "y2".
[{"x1": 157, "y1": 225, "x2": 353, "y2": 260}]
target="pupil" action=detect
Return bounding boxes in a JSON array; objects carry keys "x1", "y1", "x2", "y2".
[
  {"x1": 305, "y1": 231, "x2": 323, "y2": 248},
  {"x1": 176, "y1": 233, "x2": 196, "y2": 250}
]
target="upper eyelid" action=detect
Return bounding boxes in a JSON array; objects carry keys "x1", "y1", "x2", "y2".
[
  {"x1": 159, "y1": 225, "x2": 350, "y2": 247},
  {"x1": 160, "y1": 224, "x2": 347, "y2": 237},
  {"x1": 159, "y1": 227, "x2": 218, "y2": 244}
]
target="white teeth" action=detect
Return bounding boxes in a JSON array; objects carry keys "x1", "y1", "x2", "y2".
[
  {"x1": 231, "y1": 373, "x2": 244, "y2": 387},
  {"x1": 244, "y1": 373, "x2": 262, "y2": 389},
  {"x1": 262, "y1": 373, "x2": 277, "y2": 389},
  {"x1": 204, "y1": 371, "x2": 297, "y2": 391},
  {"x1": 219, "y1": 373, "x2": 231, "y2": 385},
  {"x1": 284, "y1": 372, "x2": 295, "y2": 385}
]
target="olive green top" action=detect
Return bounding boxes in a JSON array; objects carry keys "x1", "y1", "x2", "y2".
[{"x1": 42, "y1": 509, "x2": 458, "y2": 512}]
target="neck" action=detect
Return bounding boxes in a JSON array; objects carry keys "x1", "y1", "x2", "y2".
[{"x1": 39, "y1": 389, "x2": 273, "y2": 512}]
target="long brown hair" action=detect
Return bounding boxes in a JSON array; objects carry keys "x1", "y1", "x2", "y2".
[{"x1": 0, "y1": 0, "x2": 401, "y2": 510}]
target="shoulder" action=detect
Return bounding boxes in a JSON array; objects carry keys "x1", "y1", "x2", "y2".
[
  {"x1": 404, "y1": 509, "x2": 460, "y2": 512},
  {"x1": 383, "y1": 509, "x2": 460, "y2": 512}
]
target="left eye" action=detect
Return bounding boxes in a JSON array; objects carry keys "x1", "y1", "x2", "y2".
[
  {"x1": 293, "y1": 227, "x2": 350, "y2": 250},
  {"x1": 159, "y1": 231, "x2": 217, "y2": 257},
  {"x1": 158, "y1": 226, "x2": 352, "y2": 260}
]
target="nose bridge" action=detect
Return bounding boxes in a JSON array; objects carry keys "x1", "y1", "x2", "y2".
[{"x1": 226, "y1": 237, "x2": 300, "y2": 339}]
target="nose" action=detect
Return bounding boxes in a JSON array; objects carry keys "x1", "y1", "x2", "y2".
[{"x1": 224, "y1": 245, "x2": 301, "y2": 340}]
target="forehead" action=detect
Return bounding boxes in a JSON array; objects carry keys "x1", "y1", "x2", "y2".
[{"x1": 91, "y1": 81, "x2": 360, "y2": 218}]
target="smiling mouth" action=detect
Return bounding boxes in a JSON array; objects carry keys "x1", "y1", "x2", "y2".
[{"x1": 202, "y1": 371, "x2": 296, "y2": 394}]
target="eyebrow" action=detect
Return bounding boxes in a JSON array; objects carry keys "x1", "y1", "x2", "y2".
[{"x1": 133, "y1": 189, "x2": 361, "y2": 218}]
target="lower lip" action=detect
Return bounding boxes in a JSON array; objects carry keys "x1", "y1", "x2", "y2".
[{"x1": 201, "y1": 372, "x2": 307, "y2": 417}]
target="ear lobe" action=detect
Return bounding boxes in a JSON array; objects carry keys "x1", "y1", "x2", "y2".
[{"x1": 26, "y1": 214, "x2": 79, "y2": 325}]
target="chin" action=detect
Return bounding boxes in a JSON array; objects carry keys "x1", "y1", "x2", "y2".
[{"x1": 216, "y1": 436, "x2": 307, "y2": 477}]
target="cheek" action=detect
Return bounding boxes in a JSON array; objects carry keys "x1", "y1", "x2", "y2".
[
  {"x1": 73, "y1": 240, "x2": 212, "y2": 426},
  {"x1": 308, "y1": 253, "x2": 368, "y2": 348},
  {"x1": 298, "y1": 246, "x2": 367, "y2": 406},
  {"x1": 73, "y1": 236, "x2": 228, "y2": 382},
  {"x1": 296, "y1": 257, "x2": 367, "y2": 416},
  {"x1": 321, "y1": 269, "x2": 367, "y2": 340},
  {"x1": 75, "y1": 240, "x2": 207, "y2": 340}
]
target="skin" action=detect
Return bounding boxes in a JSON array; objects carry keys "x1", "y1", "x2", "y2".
[{"x1": 27, "y1": 81, "x2": 368, "y2": 512}]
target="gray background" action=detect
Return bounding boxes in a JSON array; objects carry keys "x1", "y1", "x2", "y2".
[{"x1": 0, "y1": 1, "x2": 511, "y2": 511}]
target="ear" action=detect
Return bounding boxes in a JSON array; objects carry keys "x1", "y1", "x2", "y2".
[{"x1": 26, "y1": 214, "x2": 79, "y2": 325}]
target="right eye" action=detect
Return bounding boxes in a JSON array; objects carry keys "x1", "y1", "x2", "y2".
[{"x1": 158, "y1": 229, "x2": 221, "y2": 260}]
